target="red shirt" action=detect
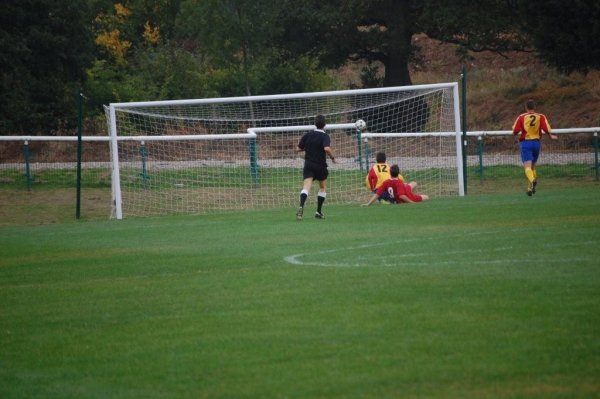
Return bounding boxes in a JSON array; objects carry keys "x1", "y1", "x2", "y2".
[
  {"x1": 375, "y1": 178, "x2": 423, "y2": 203},
  {"x1": 366, "y1": 163, "x2": 406, "y2": 191}
]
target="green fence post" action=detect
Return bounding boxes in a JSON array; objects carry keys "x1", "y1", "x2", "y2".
[
  {"x1": 461, "y1": 65, "x2": 468, "y2": 194},
  {"x1": 477, "y1": 135, "x2": 484, "y2": 181},
  {"x1": 249, "y1": 138, "x2": 259, "y2": 187},
  {"x1": 364, "y1": 137, "x2": 370, "y2": 172},
  {"x1": 76, "y1": 90, "x2": 84, "y2": 219},
  {"x1": 139, "y1": 141, "x2": 150, "y2": 187},
  {"x1": 22, "y1": 140, "x2": 32, "y2": 190},
  {"x1": 355, "y1": 128, "x2": 364, "y2": 172},
  {"x1": 594, "y1": 131, "x2": 599, "y2": 181}
]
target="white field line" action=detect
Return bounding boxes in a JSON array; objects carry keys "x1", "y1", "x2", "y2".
[{"x1": 283, "y1": 235, "x2": 598, "y2": 268}]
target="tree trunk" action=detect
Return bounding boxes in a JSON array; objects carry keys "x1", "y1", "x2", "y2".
[
  {"x1": 382, "y1": 0, "x2": 414, "y2": 86},
  {"x1": 384, "y1": 51, "x2": 412, "y2": 86}
]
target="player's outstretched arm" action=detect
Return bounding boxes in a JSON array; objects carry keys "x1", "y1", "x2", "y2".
[{"x1": 361, "y1": 193, "x2": 379, "y2": 207}]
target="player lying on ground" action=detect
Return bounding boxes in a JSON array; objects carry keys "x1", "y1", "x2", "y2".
[
  {"x1": 362, "y1": 164, "x2": 429, "y2": 206},
  {"x1": 365, "y1": 151, "x2": 396, "y2": 204}
]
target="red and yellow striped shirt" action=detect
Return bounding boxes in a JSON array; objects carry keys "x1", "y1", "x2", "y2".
[
  {"x1": 512, "y1": 111, "x2": 552, "y2": 142},
  {"x1": 365, "y1": 163, "x2": 404, "y2": 191}
]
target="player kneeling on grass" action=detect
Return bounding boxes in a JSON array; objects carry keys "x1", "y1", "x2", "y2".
[
  {"x1": 365, "y1": 151, "x2": 395, "y2": 204},
  {"x1": 362, "y1": 164, "x2": 429, "y2": 206}
]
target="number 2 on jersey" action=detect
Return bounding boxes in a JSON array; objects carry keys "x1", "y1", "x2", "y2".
[{"x1": 528, "y1": 115, "x2": 537, "y2": 127}]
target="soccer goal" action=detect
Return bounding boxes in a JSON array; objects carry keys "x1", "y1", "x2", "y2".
[{"x1": 105, "y1": 83, "x2": 463, "y2": 219}]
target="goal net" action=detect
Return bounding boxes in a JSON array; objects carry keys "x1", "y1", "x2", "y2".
[{"x1": 105, "y1": 83, "x2": 462, "y2": 219}]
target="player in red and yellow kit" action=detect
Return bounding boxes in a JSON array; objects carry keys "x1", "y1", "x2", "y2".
[
  {"x1": 362, "y1": 164, "x2": 429, "y2": 206},
  {"x1": 512, "y1": 99, "x2": 558, "y2": 196},
  {"x1": 365, "y1": 152, "x2": 400, "y2": 203}
]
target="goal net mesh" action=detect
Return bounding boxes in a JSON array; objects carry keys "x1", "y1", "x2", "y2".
[{"x1": 106, "y1": 85, "x2": 460, "y2": 218}]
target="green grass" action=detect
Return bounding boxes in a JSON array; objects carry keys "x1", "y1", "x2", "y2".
[
  {"x1": 466, "y1": 164, "x2": 600, "y2": 180},
  {"x1": 1, "y1": 186, "x2": 599, "y2": 398},
  {"x1": 0, "y1": 168, "x2": 112, "y2": 189},
  {"x1": 4, "y1": 163, "x2": 595, "y2": 192}
]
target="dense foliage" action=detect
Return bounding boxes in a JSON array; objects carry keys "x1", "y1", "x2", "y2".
[
  {"x1": 0, "y1": 1, "x2": 94, "y2": 134},
  {"x1": 515, "y1": 0, "x2": 600, "y2": 73},
  {"x1": 1, "y1": 0, "x2": 598, "y2": 134}
]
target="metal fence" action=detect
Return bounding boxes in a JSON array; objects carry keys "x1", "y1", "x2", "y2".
[
  {"x1": 1, "y1": 128, "x2": 598, "y2": 192},
  {"x1": 465, "y1": 128, "x2": 599, "y2": 181}
]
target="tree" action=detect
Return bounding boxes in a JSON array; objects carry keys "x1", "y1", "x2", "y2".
[
  {"x1": 0, "y1": 0, "x2": 94, "y2": 134},
  {"x1": 277, "y1": 0, "x2": 422, "y2": 87},
  {"x1": 177, "y1": 0, "x2": 270, "y2": 96},
  {"x1": 419, "y1": 0, "x2": 528, "y2": 54},
  {"x1": 86, "y1": 0, "x2": 211, "y2": 109},
  {"x1": 275, "y1": 0, "x2": 533, "y2": 87},
  {"x1": 278, "y1": 0, "x2": 600, "y2": 87},
  {"x1": 514, "y1": 0, "x2": 600, "y2": 73},
  {"x1": 175, "y1": 0, "x2": 337, "y2": 96}
]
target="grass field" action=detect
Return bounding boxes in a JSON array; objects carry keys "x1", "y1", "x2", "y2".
[{"x1": 1, "y1": 185, "x2": 599, "y2": 398}]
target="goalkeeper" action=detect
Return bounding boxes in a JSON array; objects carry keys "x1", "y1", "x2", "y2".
[
  {"x1": 365, "y1": 152, "x2": 395, "y2": 203},
  {"x1": 362, "y1": 165, "x2": 429, "y2": 206}
]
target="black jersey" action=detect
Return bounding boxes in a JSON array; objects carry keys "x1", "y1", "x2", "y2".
[{"x1": 298, "y1": 129, "x2": 331, "y2": 167}]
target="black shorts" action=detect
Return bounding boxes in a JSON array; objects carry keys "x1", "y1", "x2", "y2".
[{"x1": 303, "y1": 162, "x2": 328, "y2": 181}]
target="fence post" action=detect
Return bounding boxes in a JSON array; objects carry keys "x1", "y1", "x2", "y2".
[
  {"x1": 461, "y1": 65, "x2": 468, "y2": 194},
  {"x1": 21, "y1": 140, "x2": 32, "y2": 190},
  {"x1": 364, "y1": 137, "x2": 370, "y2": 172},
  {"x1": 478, "y1": 135, "x2": 484, "y2": 180},
  {"x1": 76, "y1": 90, "x2": 84, "y2": 219},
  {"x1": 139, "y1": 141, "x2": 150, "y2": 187},
  {"x1": 249, "y1": 138, "x2": 259, "y2": 187},
  {"x1": 594, "y1": 131, "x2": 599, "y2": 181},
  {"x1": 355, "y1": 128, "x2": 364, "y2": 172}
]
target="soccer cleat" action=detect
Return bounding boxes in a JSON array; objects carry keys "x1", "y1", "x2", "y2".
[
  {"x1": 527, "y1": 181, "x2": 533, "y2": 196},
  {"x1": 532, "y1": 179, "x2": 537, "y2": 194},
  {"x1": 296, "y1": 206, "x2": 304, "y2": 221},
  {"x1": 314, "y1": 211, "x2": 325, "y2": 219}
]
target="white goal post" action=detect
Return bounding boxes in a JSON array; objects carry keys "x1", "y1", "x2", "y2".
[{"x1": 106, "y1": 83, "x2": 463, "y2": 219}]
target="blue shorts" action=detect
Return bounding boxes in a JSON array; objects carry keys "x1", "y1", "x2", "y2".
[
  {"x1": 520, "y1": 140, "x2": 540, "y2": 163},
  {"x1": 374, "y1": 189, "x2": 394, "y2": 203}
]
